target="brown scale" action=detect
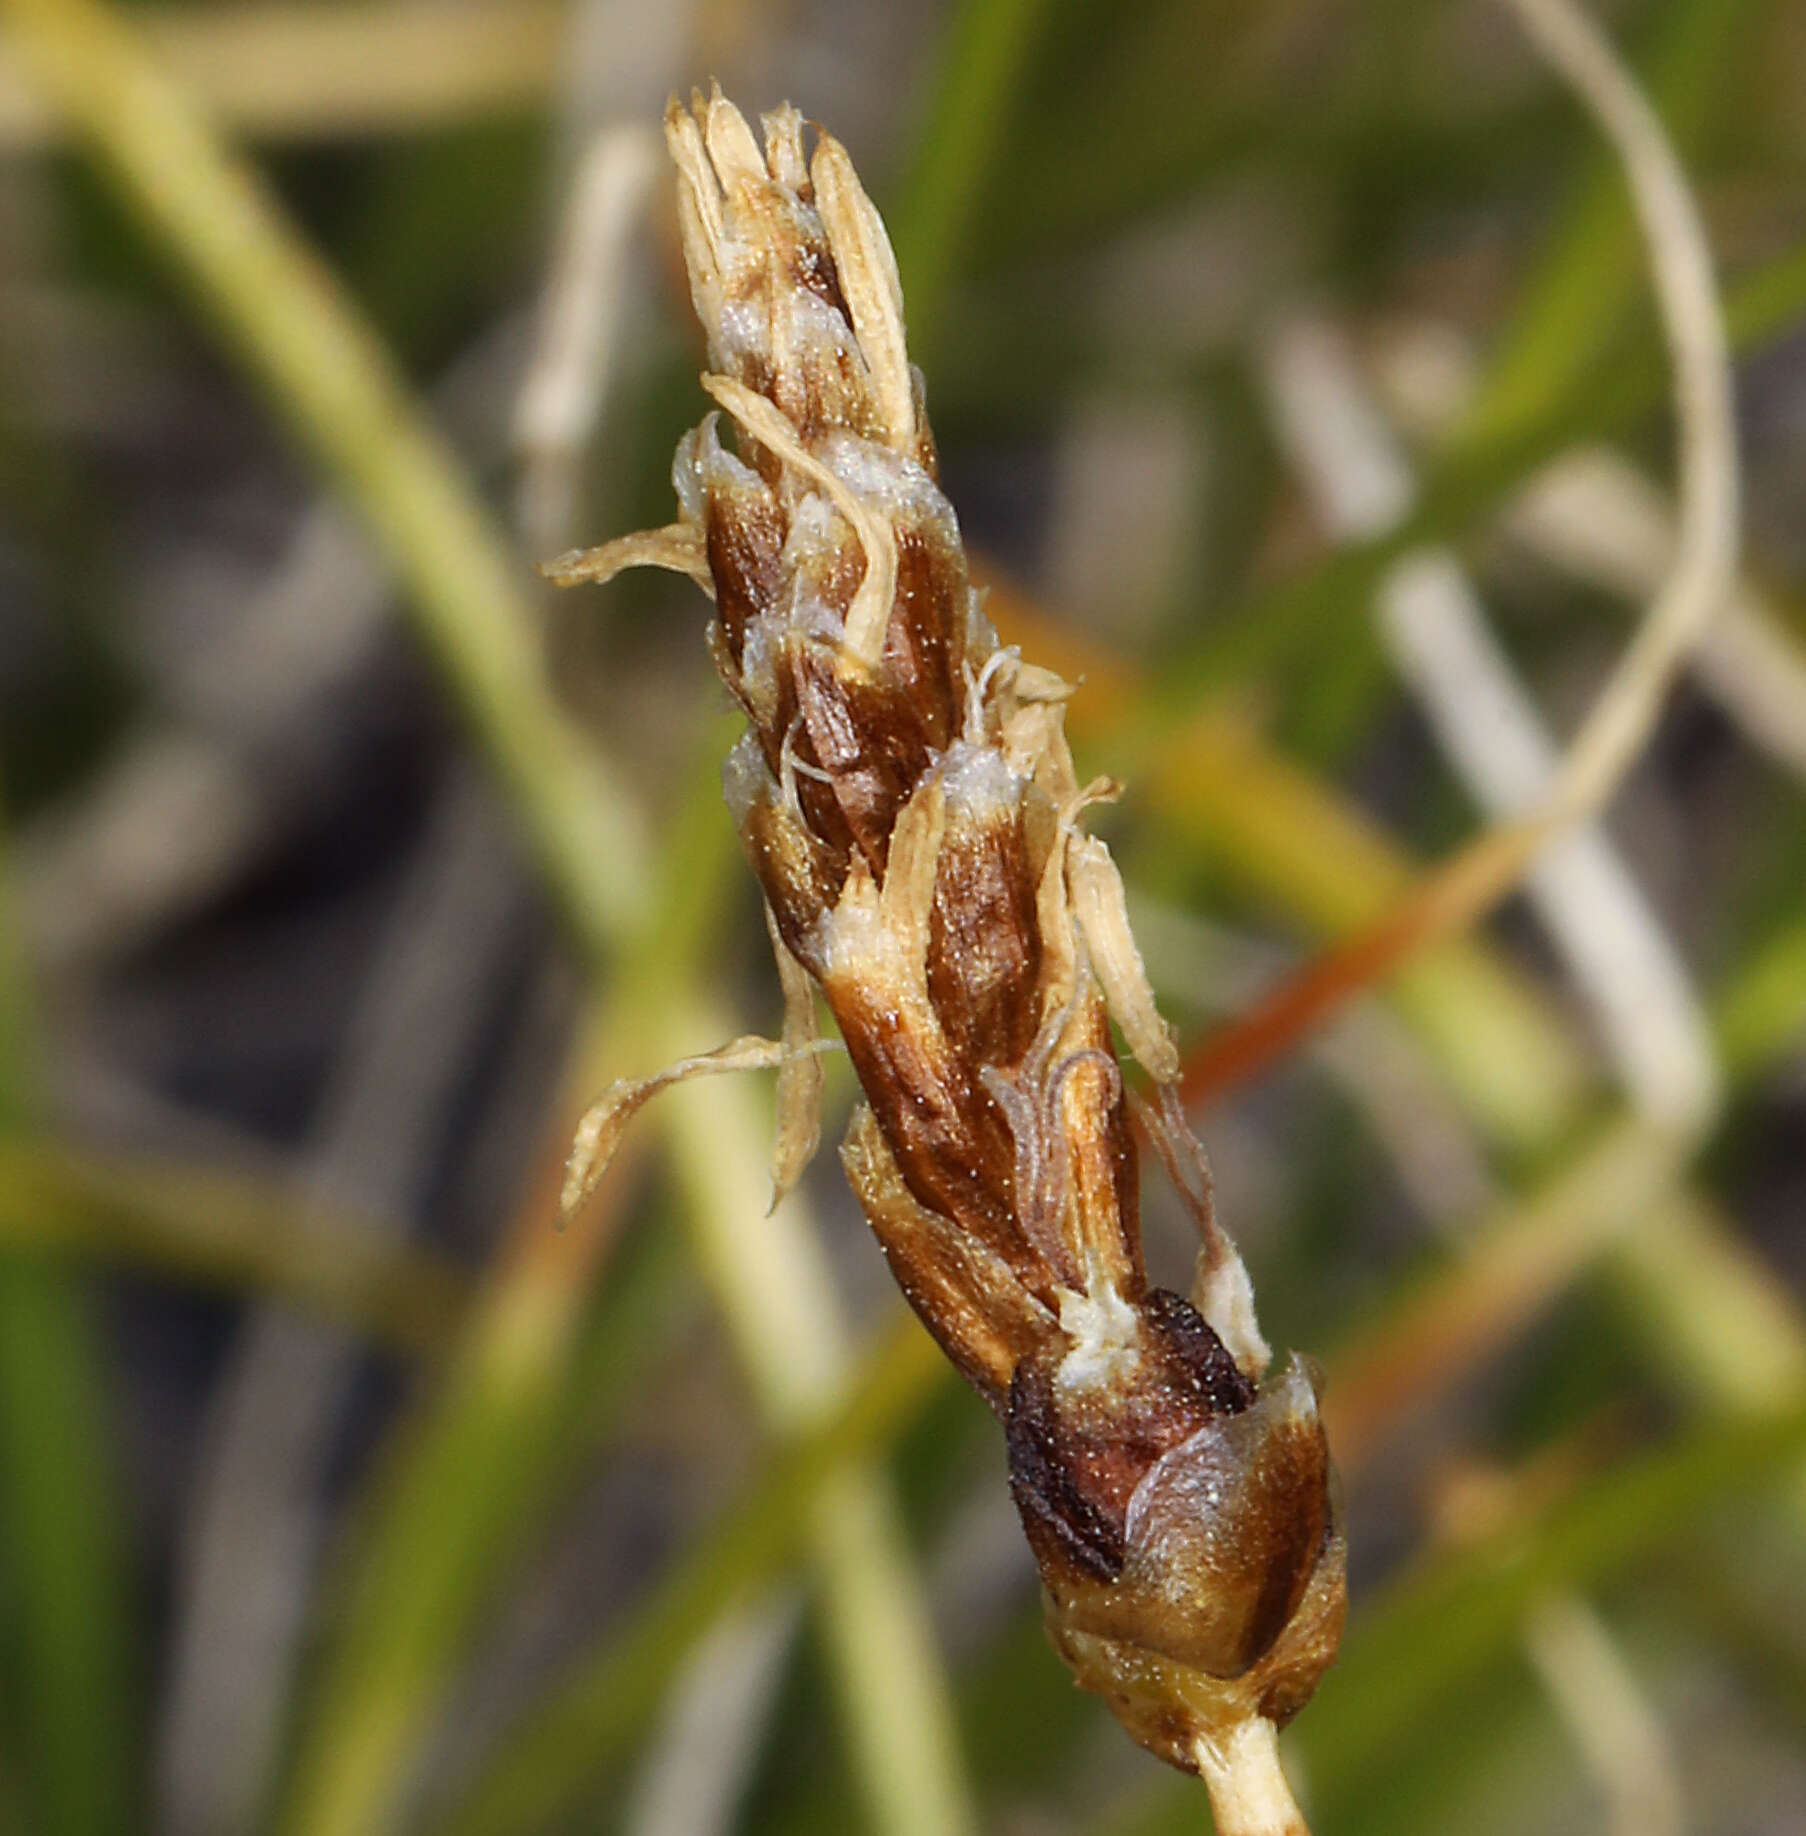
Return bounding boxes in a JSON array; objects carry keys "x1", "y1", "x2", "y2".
[
  {"x1": 735, "y1": 792, "x2": 842, "y2": 961},
  {"x1": 880, "y1": 525, "x2": 965, "y2": 743},
  {"x1": 793, "y1": 649, "x2": 936, "y2": 875},
  {"x1": 701, "y1": 484, "x2": 783, "y2": 667},
  {"x1": 823, "y1": 973, "x2": 1027, "y2": 1274},
  {"x1": 925, "y1": 788, "x2": 1046, "y2": 1069},
  {"x1": 1008, "y1": 1288, "x2": 1257, "y2": 1579}
]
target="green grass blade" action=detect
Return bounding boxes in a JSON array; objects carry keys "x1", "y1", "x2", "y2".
[
  {"x1": 0, "y1": 1142, "x2": 467, "y2": 1355},
  {"x1": 0, "y1": 1270, "x2": 136, "y2": 1836},
  {"x1": 428, "y1": 1318, "x2": 946, "y2": 1836},
  {"x1": 0, "y1": 0, "x2": 649, "y2": 970},
  {"x1": 887, "y1": 0, "x2": 1055, "y2": 353},
  {"x1": 1458, "y1": 0, "x2": 1762, "y2": 453},
  {"x1": 0, "y1": 825, "x2": 135, "y2": 1836}
]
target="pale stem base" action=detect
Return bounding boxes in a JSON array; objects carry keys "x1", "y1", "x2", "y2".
[{"x1": 1194, "y1": 1717, "x2": 1310, "y2": 1836}]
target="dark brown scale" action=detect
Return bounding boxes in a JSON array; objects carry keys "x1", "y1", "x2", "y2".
[
  {"x1": 734, "y1": 630, "x2": 853, "y2": 869},
  {"x1": 926, "y1": 797, "x2": 1044, "y2": 1068},
  {"x1": 1005, "y1": 1291, "x2": 1255, "y2": 1587},
  {"x1": 785, "y1": 242, "x2": 903, "y2": 451},
  {"x1": 1006, "y1": 1358, "x2": 1127, "y2": 1580},
  {"x1": 1101, "y1": 1072, "x2": 1146, "y2": 1289},
  {"x1": 826, "y1": 989, "x2": 1034, "y2": 1280},
  {"x1": 740, "y1": 221, "x2": 871, "y2": 444},
  {"x1": 879, "y1": 528, "x2": 964, "y2": 750},
  {"x1": 774, "y1": 343, "x2": 853, "y2": 449},
  {"x1": 1137, "y1": 1289, "x2": 1257, "y2": 1414},
  {"x1": 725, "y1": 351, "x2": 778, "y2": 427},
  {"x1": 1217, "y1": 1417, "x2": 1333, "y2": 1676},
  {"x1": 704, "y1": 487, "x2": 784, "y2": 665},
  {"x1": 790, "y1": 238, "x2": 844, "y2": 313},
  {"x1": 794, "y1": 650, "x2": 936, "y2": 875},
  {"x1": 784, "y1": 731, "x2": 858, "y2": 870}
]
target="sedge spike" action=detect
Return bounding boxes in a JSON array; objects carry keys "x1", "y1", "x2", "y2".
[{"x1": 549, "y1": 89, "x2": 1345, "y2": 1826}]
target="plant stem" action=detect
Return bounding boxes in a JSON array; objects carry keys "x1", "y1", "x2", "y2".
[{"x1": 1195, "y1": 1719, "x2": 1309, "y2": 1836}]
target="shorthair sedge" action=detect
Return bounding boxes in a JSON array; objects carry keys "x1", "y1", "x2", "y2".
[{"x1": 548, "y1": 90, "x2": 1345, "y2": 1836}]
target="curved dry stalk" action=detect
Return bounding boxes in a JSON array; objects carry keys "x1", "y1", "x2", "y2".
[
  {"x1": 1507, "y1": 448, "x2": 1806, "y2": 784},
  {"x1": 1262, "y1": 315, "x2": 1721, "y2": 1135},
  {"x1": 1184, "y1": 0, "x2": 1739, "y2": 1103},
  {"x1": 1501, "y1": 0, "x2": 1738, "y2": 817}
]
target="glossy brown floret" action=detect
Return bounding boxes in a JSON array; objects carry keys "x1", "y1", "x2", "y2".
[{"x1": 550, "y1": 88, "x2": 1346, "y2": 1803}]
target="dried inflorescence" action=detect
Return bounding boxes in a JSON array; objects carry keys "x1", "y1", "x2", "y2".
[{"x1": 550, "y1": 88, "x2": 1345, "y2": 1817}]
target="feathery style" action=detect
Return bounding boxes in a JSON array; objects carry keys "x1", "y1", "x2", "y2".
[{"x1": 549, "y1": 90, "x2": 1345, "y2": 1824}]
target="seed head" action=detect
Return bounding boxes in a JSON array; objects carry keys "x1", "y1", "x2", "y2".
[{"x1": 549, "y1": 87, "x2": 1346, "y2": 1793}]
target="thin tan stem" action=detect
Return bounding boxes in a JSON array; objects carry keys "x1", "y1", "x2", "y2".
[
  {"x1": 1263, "y1": 315, "x2": 1720, "y2": 1134},
  {"x1": 1398, "y1": 0, "x2": 1737, "y2": 915},
  {"x1": 1523, "y1": 1593, "x2": 1683, "y2": 1836},
  {"x1": 1194, "y1": 1718, "x2": 1310, "y2": 1836},
  {"x1": 1183, "y1": 0, "x2": 1738, "y2": 1103},
  {"x1": 1500, "y1": 0, "x2": 1739, "y2": 830},
  {"x1": 513, "y1": 122, "x2": 662, "y2": 559}
]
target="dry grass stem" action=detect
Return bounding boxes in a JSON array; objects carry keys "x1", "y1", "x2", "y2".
[
  {"x1": 1498, "y1": 0, "x2": 1738, "y2": 820},
  {"x1": 1507, "y1": 448, "x2": 1806, "y2": 783},
  {"x1": 621, "y1": 1596, "x2": 801, "y2": 1836},
  {"x1": 1523, "y1": 1593, "x2": 1683, "y2": 1836},
  {"x1": 1262, "y1": 315, "x2": 1718, "y2": 1133},
  {"x1": 1441, "y1": 0, "x2": 1739, "y2": 897},
  {"x1": 1183, "y1": 0, "x2": 1738, "y2": 1101},
  {"x1": 1378, "y1": 548, "x2": 1719, "y2": 1129},
  {"x1": 553, "y1": 87, "x2": 1344, "y2": 1829},
  {"x1": 514, "y1": 121, "x2": 663, "y2": 556}
]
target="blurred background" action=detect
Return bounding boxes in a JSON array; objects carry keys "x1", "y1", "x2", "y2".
[{"x1": 1, "y1": 0, "x2": 1805, "y2": 1833}]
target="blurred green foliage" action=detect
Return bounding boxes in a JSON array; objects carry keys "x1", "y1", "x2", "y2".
[{"x1": 0, "y1": 0, "x2": 1803, "y2": 1833}]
